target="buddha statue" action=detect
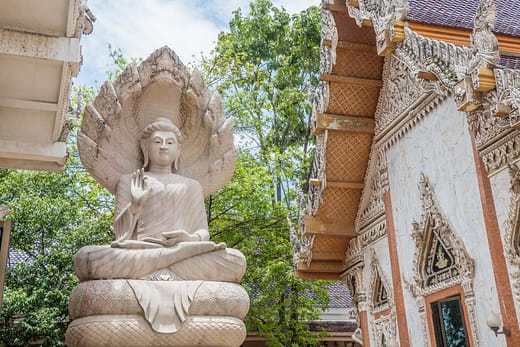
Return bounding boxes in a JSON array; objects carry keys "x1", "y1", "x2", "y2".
[
  {"x1": 73, "y1": 118, "x2": 245, "y2": 283},
  {"x1": 111, "y1": 118, "x2": 208, "y2": 249},
  {"x1": 66, "y1": 47, "x2": 248, "y2": 347}
]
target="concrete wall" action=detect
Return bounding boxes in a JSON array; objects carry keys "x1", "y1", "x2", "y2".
[
  {"x1": 490, "y1": 165, "x2": 520, "y2": 325},
  {"x1": 363, "y1": 236, "x2": 393, "y2": 346}
]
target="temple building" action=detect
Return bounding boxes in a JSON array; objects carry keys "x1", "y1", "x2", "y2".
[{"x1": 294, "y1": 0, "x2": 520, "y2": 346}]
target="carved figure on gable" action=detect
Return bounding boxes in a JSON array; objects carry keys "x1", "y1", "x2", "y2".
[
  {"x1": 66, "y1": 47, "x2": 248, "y2": 347},
  {"x1": 471, "y1": 0, "x2": 499, "y2": 67}
]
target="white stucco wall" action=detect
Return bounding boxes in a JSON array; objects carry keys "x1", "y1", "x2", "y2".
[
  {"x1": 385, "y1": 96, "x2": 502, "y2": 346},
  {"x1": 490, "y1": 165, "x2": 520, "y2": 325},
  {"x1": 363, "y1": 236, "x2": 393, "y2": 346}
]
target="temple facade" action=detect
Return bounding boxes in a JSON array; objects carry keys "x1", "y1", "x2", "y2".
[{"x1": 294, "y1": 0, "x2": 520, "y2": 346}]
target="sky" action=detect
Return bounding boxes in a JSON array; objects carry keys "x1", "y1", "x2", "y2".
[{"x1": 74, "y1": 0, "x2": 319, "y2": 87}]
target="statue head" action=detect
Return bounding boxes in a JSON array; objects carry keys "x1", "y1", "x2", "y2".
[{"x1": 140, "y1": 118, "x2": 182, "y2": 172}]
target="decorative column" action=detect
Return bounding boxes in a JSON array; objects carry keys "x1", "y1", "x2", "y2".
[
  {"x1": 381, "y1": 150, "x2": 411, "y2": 346},
  {"x1": 470, "y1": 132, "x2": 520, "y2": 344},
  {"x1": 383, "y1": 192, "x2": 410, "y2": 346}
]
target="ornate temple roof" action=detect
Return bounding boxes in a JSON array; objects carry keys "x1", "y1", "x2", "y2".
[
  {"x1": 328, "y1": 282, "x2": 353, "y2": 308},
  {"x1": 293, "y1": 0, "x2": 520, "y2": 280},
  {"x1": 408, "y1": 0, "x2": 520, "y2": 37},
  {"x1": 294, "y1": 6, "x2": 384, "y2": 279},
  {"x1": 499, "y1": 54, "x2": 520, "y2": 69},
  {"x1": 7, "y1": 250, "x2": 31, "y2": 268}
]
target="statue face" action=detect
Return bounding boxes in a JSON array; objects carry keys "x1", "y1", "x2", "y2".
[{"x1": 147, "y1": 130, "x2": 180, "y2": 168}]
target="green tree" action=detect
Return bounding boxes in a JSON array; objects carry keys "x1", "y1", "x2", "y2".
[
  {"x1": 202, "y1": 1, "x2": 328, "y2": 346},
  {"x1": 0, "y1": 2, "x2": 327, "y2": 345},
  {"x1": 203, "y1": 0, "x2": 320, "y2": 206},
  {"x1": 0, "y1": 85, "x2": 114, "y2": 346}
]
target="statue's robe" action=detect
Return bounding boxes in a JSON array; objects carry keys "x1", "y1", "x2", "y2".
[{"x1": 113, "y1": 173, "x2": 208, "y2": 243}]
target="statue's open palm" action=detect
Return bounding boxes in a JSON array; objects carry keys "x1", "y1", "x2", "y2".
[{"x1": 130, "y1": 168, "x2": 151, "y2": 214}]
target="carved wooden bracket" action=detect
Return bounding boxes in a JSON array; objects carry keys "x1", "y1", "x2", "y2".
[
  {"x1": 474, "y1": 67, "x2": 496, "y2": 92},
  {"x1": 303, "y1": 215, "x2": 356, "y2": 237},
  {"x1": 376, "y1": 20, "x2": 407, "y2": 57},
  {"x1": 347, "y1": 0, "x2": 359, "y2": 8},
  {"x1": 494, "y1": 102, "x2": 512, "y2": 118},
  {"x1": 314, "y1": 112, "x2": 375, "y2": 134},
  {"x1": 454, "y1": 70, "x2": 496, "y2": 112},
  {"x1": 454, "y1": 76, "x2": 483, "y2": 112}
]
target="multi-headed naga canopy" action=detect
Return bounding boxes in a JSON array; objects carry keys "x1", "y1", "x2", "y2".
[{"x1": 78, "y1": 46, "x2": 237, "y2": 196}]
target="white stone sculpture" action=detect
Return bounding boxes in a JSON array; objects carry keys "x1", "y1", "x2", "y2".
[{"x1": 66, "y1": 47, "x2": 249, "y2": 347}]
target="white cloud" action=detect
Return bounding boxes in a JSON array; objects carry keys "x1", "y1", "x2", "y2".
[
  {"x1": 76, "y1": 0, "x2": 222, "y2": 86},
  {"x1": 75, "y1": 0, "x2": 320, "y2": 87}
]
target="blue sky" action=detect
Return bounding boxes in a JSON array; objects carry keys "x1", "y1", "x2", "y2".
[{"x1": 74, "y1": 0, "x2": 319, "y2": 88}]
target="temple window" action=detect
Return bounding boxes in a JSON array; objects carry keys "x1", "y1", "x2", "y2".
[
  {"x1": 409, "y1": 174, "x2": 477, "y2": 346},
  {"x1": 430, "y1": 295, "x2": 469, "y2": 347}
]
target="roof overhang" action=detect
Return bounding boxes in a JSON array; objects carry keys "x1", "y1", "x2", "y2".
[
  {"x1": 408, "y1": 21, "x2": 520, "y2": 55},
  {"x1": 0, "y1": 0, "x2": 92, "y2": 171},
  {"x1": 295, "y1": 1, "x2": 384, "y2": 280}
]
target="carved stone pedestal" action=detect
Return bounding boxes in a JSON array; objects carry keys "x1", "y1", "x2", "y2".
[
  {"x1": 67, "y1": 315, "x2": 246, "y2": 347},
  {"x1": 66, "y1": 280, "x2": 249, "y2": 347}
]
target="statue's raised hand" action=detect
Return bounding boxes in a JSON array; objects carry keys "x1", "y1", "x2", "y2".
[{"x1": 130, "y1": 168, "x2": 151, "y2": 214}]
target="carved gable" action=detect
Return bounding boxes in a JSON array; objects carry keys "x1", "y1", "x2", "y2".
[
  {"x1": 375, "y1": 58, "x2": 444, "y2": 136},
  {"x1": 372, "y1": 272, "x2": 389, "y2": 309},
  {"x1": 369, "y1": 250, "x2": 392, "y2": 313},
  {"x1": 420, "y1": 214, "x2": 459, "y2": 288},
  {"x1": 368, "y1": 250, "x2": 398, "y2": 346},
  {"x1": 409, "y1": 174, "x2": 474, "y2": 296},
  {"x1": 506, "y1": 165, "x2": 520, "y2": 264},
  {"x1": 406, "y1": 174, "x2": 481, "y2": 346}
]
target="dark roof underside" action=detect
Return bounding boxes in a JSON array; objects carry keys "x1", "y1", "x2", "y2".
[
  {"x1": 408, "y1": 0, "x2": 520, "y2": 37},
  {"x1": 307, "y1": 321, "x2": 357, "y2": 332}
]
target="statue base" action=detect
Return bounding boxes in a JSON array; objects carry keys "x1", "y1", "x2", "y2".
[
  {"x1": 66, "y1": 315, "x2": 246, "y2": 347},
  {"x1": 66, "y1": 279, "x2": 249, "y2": 347}
]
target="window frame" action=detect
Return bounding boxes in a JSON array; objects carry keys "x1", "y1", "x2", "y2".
[
  {"x1": 424, "y1": 285, "x2": 474, "y2": 347},
  {"x1": 430, "y1": 295, "x2": 469, "y2": 347}
]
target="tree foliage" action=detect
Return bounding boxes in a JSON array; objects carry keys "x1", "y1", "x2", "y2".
[
  {"x1": 202, "y1": 1, "x2": 327, "y2": 346},
  {"x1": 0, "y1": 86, "x2": 113, "y2": 346},
  {"x1": 203, "y1": 0, "x2": 321, "y2": 206},
  {"x1": 0, "y1": 2, "x2": 326, "y2": 346}
]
